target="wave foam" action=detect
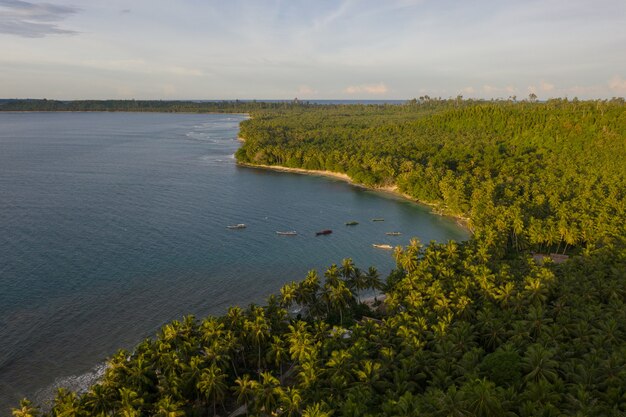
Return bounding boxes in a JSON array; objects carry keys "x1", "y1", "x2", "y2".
[{"x1": 34, "y1": 363, "x2": 107, "y2": 408}]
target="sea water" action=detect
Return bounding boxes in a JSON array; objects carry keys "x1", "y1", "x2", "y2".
[{"x1": 0, "y1": 112, "x2": 468, "y2": 412}]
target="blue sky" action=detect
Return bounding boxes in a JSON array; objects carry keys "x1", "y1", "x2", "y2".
[{"x1": 1, "y1": 0, "x2": 625, "y2": 99}]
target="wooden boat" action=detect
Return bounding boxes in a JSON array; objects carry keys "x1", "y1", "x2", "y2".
[
  {"x1": 385, "y1": 232, "x2": 402, "y2": 236},
  {"x1": 345, "y1": 221, "x2": 359, "y2": 226},
  {"x1": 276, "y1": 231, "x2": 297, "y2": 236},
  {"x1": 372, "y1": 244, "x2": 393, "y2": 250},
  {"x1": 316, "y1": 229, "x2": 333, "y2": 236},
  {"x1": 226, "y1": 223, "x2": 246, "y2": 229},
  {"x1": 371, "y1": 218, "x2": 385, "y2": 222}
]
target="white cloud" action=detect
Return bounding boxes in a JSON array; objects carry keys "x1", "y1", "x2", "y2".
[
  {"x1": 608, "y1": 75, "x2": 626, "y2": 94},
  {"x1": 540, "y1": 80, "x2": 555, "y2": 92},
  {"x1": 297, "y1": 85, "x2": 316, "y2": 95},
  {"x1": 482, "y1": 85, "x2": 517, "y2": 96},
  {"x1": 343, "y1": 82, "x2": 388, "y2": 95}
]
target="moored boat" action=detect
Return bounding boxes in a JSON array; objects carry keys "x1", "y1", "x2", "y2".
[
  {"x1": 371, "y1": 218, "x2": 385, "y2": 222},
  {"x1": 226, "y1": 223, "x2": 247, "y2": 229},
  {"x1": 276, "y1": 231, "x2": 297, "y2": 236},
  {"x1": 385, "y1": 232, "x2": 402, "y2": 236},
  {"x1": 316, "y1": 229, "x2": 333, "y2": 236},
  {"x1": 372, "y1": 244, "x2": 393, "y2": 249},
  {"x1": 345, "y1": 221, "x2": 359, "y2": 226}
]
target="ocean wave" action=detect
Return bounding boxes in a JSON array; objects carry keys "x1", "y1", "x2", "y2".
[
  {"x1": 185, "y1": 131, "x2": 214, "y2": 141},
  {"x1": 34, "y1": 363, "x2": 107, "y2": 408}
]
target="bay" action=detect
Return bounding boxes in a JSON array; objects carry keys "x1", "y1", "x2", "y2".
[{"x1": 0, "y1": 112, "x2": 468, "y2": 412}]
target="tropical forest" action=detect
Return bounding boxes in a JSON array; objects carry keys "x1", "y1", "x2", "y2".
[{"x1": 7, "y1": 98, "x2": 626, "y2": 417}]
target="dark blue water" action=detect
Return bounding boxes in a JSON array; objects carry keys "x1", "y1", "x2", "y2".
[{"x1": 0, "y1": 112, "x2": 467, "y2": 412}]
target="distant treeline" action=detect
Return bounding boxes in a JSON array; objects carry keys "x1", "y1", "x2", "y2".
[{"x1": 0, "y1": 99, "x2": 311, "y2": 113}]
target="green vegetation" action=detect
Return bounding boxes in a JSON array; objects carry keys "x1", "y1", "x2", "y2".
[
  {"x1": 236, "y1": 98, "x2": 626, "y2": 254},
  {"x1": 11, "y1": 99, "x2": 626, "y2": 416},
  {"x1": 0, "y1": 99, "x2": 307, "y2": 113}
]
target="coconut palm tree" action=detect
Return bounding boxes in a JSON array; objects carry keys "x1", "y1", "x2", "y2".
[
  {"x1": 82, "y1": 384, "x2": 112, "y2": 416},
  {"x1": 522, "y1": 344, "x2": 559, "y2": 384},
  {"x1": 245, "y1": 310, "x2": 270, "y2": 373},
  {"x1": 197, "y1": 363, "x2": 227, "y2": 416},
  {"x1": 233, "y1": 374, "x2": 256, "y2": 413},
  {"x1": 154, "y1": 396, "x2": 185, "y2": 417},
  {"x1": 280, "y1": 386, "x2": 303, "y2": 417},
  {"x1": 301, "y1": 402, "x2": 333, "y2": 417},
  {"x1": 253, "y1": 371, "x2": 283, "y2": 415},
  {"x1": 11, "y1": 399, "x2": 40, "y2": 417},
  {"x1": 117, "y1": 387, "x2": 143, "y2": 417}
]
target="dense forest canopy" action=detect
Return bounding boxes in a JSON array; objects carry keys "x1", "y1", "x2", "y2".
[{"x1": 7, "y1": 99, "x2": 626, "y2": 417}]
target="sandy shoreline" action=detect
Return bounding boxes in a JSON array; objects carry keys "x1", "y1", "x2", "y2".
[{"x1": 237, "y1": 162, "x2": 471, "y2": 231}]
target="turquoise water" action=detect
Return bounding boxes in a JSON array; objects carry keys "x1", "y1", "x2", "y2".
[{"x1": 0, "y1": 112, "x2": 468, "y2": 412}]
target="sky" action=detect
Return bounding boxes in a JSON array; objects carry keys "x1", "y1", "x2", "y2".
[{"x1": 1, "y1": 0, "x2": 625, "y2": 100}]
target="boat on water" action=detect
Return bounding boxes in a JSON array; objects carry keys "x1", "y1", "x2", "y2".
[
  {"x1": 226, "y1": 224, "x2": 247, "y2": 229},
  {"x1": 372, "y1": 244, "x2": 393, "y2": 250},
  {"x1": 316, "y1": 229, "x2": 333, "y2": 236},
  {"x1": 345, "y1": 221, "x2": 359, "y2": 226},
  {"x1": 386, "y1": 232, "x2": 402, "y2": 236},
  {"x1": 276, "y1": 231, "x2": 297, "y2": 236},
  {"x1": 371, "y1": 218, "x2": 385, "y2": 222}
]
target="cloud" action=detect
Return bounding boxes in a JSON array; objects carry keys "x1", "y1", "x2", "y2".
[
  {"x1": 608, "y1": 75, "x2": 626, "y2": 94},
  {"x1": 540, "y1": 80, "x2": 555, "y2": 92},
  {"x1": 343, "y1": 82, "x2": 388, "y2": 95},
  {"x1": 0, "y1": 0, "x2": 79, "y2": 37},
  {"x1": 482, "y1": 84, "x2": 517, "y2": 96},
  {"x1": 297, "y1": 85, "x2": 316, "y2": 95}
]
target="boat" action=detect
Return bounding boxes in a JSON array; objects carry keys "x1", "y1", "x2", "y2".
[
  {"x1": 345, "y1": 221, "x2": 359, "y2": 226},
  {"x1": 372, "y1": 244, "x2": 393, "y2": 250},
  {"x1": 316, "y1": 229, "x2": 333, "y2": 236},
  {"x1": 371, "y1": 218, "x2": 385, "y2": 222},
  {"x1": 276, "y1": 231, "x2": 297, "y2": 236},
  {"x1": 226, "y1": 224, "x2": 246, "y2": 229},
  {"x1": 385, "y1": 232, "x2": 402, "y2": 236}
]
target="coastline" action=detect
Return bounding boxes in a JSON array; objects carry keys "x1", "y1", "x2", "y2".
[{"x1": 236, "y1": 162, "x2": 471, "y2": 231}]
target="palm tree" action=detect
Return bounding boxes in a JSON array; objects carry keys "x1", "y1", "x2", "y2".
[
  {"x1": 11, "y1": 399, "x2": 40, "y2": 417},
  {"x1": 301, "y1": 402, "x2": 333, "y2": 417},
  {"x1": 181, "y1": 356, "x2": 205, "y2": 402},
  {"x1": 288, "y1": 321, "x2": 316, "y2": 363},
  {"x1": 245, "y1": 311, "x2": 270, "y2": 373},
  {"x1": 233, "y1": 374, "x2": 256, "y2": 412},
  {"x1": 266, "y1": 335, "x2": 289, "y2": 377},
  {"x1": 324, "y1": 280, "x2": 352, "y2": 325},
  {"x1": 280, "y1": 281, "x2": 299, "y2": 309},
  {"x1": 253, "y1": 371, "x2": 283, "y2": 415},
  {"x1": 280, "y1": 386, "x2": 303, "y2": 417},
  {"x1": 82, "y1": 384, "x2": 112, "y2": 416},
  {"x1": 460, "y1": 378, "x2": 504, "y2": 417},
  {"x1": 51, "y1": 388, "x2": 81, "y2": 417},
  {"x1": 154, "y1": 396, "x2": 185, "y2": 417},
  {"x1": 340, "y1": 258, "x2": 356, "y2": 282},
  {"x1": 117, "y1": 387, "x2": 143, "y2": 417},
  {"x1": 522, "y1": 344, "x2": 559, "y2": 384},
  {"x1": 197, "y1": 363, "x2": 228, "y2": 416},
  {"x1": 364, "y1": 266, "x2": 382, "y2": 292}
]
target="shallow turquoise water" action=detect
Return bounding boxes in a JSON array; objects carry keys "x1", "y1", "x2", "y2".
[{"x1": 0, "y1": 112, "x2": 468, "y2": 412}]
